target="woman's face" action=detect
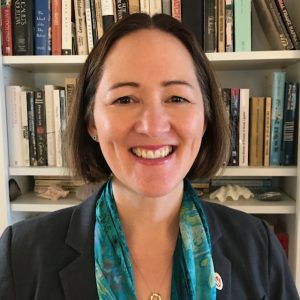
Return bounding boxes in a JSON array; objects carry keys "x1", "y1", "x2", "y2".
[{"x1": 89, "y1": 29, "x2": 206, "y2": 198}]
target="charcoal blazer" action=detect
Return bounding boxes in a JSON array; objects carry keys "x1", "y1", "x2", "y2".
[{"x1": 0, "y1": 187, "x2": 299, "y2": 300}]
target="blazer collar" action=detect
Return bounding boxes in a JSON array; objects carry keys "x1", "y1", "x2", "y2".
[{"x1": 59, "y1": 188, "x2": 102, "y2": 300}]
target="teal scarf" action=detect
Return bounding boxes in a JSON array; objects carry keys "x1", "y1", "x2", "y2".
[{"x1": 94, "y1": 179, "x2": 216, "y2": 299}]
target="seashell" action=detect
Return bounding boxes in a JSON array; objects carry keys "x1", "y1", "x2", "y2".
[{"x1": 209, "y1": 184, "x2": 254, "y2": 202}]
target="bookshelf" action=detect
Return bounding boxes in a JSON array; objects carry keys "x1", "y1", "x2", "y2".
[{"x1": 1, "y1": 0, "x2": 300, "y2": 293}]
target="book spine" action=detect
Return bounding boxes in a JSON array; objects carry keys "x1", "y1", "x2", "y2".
[
  {"x1": 74, "y1": 0, "x2": 89, "y2": 55},
  {"x1": 282, "y1": 82, "x2": 299, "y2": 165},
  {"x1": 238, "y1": 88, "x2": 249, "y2": 167},
  {"x1": 161, "y1": 0, "x2": 171, "y2": 15},
  {"x1": 128, "y1": 0, "x2": 139, "y2": 14},
  {"x1": 275, "y1": 0, "x2": 300, "y2": 49},
  {"x1": 52, "y1": 0, "x2": 62, "y2": 55},
  {"x1": 139, "y1": 0, "x2": 149, "y2": 14},
  {"x1": 149, "y1": 0, "x2": 162, "y2": 16},
  {"x1": 12, "y1": 0, "x2": 34, "y2": 55},
  {"x1": 95, "y1": 0, "x2": 104, "y2": 39},
  {"x1": 217, "y1": 0, "x2": 225, "y2": 52},
  {"x1": 204, "y1": 0, "x2": 216, "y2": 52},
  {"x1": 35, "y1": 0, "x2": 51, "y2": 55},
  {"x1": 85, "y1": 0, "x2": 94, "y2": 53},
  {"x1": 225, "y1": 0, "x2": 233, "y2": 52},
  {"x1": 27, "y1": 90, "x2": 38, "y2": 166},
  {"x1": 101, "y1": 0, "x2": 115, "y2": 31},
  {"x1": 62, "y1": 0, "x2": 72, "y2": 54},
  {"x1": 59, "y1": 90, "x2": 67, "y2": 166},
  {"x1": 20, "y1": 91, "x2": 30, "y2": 166},
  {"x1": 249, "y1": 97, "x2": 265, "y2": 166},
  {"x1": 54, "y1": 89, "x2": 62, "y2": 167},
  {"x1": 1, "y1": 0, "x2": 13, "y2": 55},
  {"x1": 234, "y1": 0, "x2": 251, "y2": 51},
  {"x1": 172, "y1": 0, "x2": 181, "y2": 21},
  {"x1": 270, "y1": 71, "x2": 286, "y2": 165},
  {"x1": 265, "y1": 0, "x2": 294, "y2": 50},
  {"x1": 65, "y1": 77, "x2": 77, "y2": 122},
  {"x1": 264, "y1": 96, "x2": 272, "y2": 166},
  {"x1": 115, "y1": 0, "x2": 129, "y2": 20},
  {"x1": 230, "y1": 88, "x2": 239, "y2": 166},
  {"x1": 181, "y1": 0, "x2": 204, "y2": 47},
  {"x1": 5, "y1": 86, "x2": 23, "y2": 166},
  {"x1": 34, "y1": 90, "x2": 48, "y2": 166},
  {"x1": 90, "y1": 0, "x2": 99, "y2": 43}
]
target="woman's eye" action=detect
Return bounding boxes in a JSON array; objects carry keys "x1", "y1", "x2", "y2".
[
  {"x1": 170, "y1": 96, "x2": 188, "y2": 103},
  {"x1": 114, "y1": 96, "x2": 133, "y2": 104}
]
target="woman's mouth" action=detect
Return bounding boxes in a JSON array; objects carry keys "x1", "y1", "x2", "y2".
[{"x1": 131, "y1": 146, "x2": 175, "y2": 159}]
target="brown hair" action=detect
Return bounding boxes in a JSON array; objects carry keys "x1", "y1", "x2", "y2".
[{"x1": 66, "y1": 13, "x2": 230, "y2": 182}]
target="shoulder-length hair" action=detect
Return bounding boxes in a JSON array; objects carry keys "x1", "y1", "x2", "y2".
[{"x1": 66, "y1": 13, "x2": 230, "y2": 182}]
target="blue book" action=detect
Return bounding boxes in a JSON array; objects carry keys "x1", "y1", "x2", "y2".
[
  {"x1": 282, "y1": 82, "x2": 299, "y2": 165},
  {"x1": 269, "y1": 71, "x2": 286, "y2": 165},
  {"x1": 35, "y1": 0, "x2": 51, "y2": 55}
]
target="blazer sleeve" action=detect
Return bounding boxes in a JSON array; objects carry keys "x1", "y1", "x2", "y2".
[
  {"x1": 0, "y1": 226, "x2": 16, "y2": 300},
  {"x1": 263, "y1": 221, "x2": 300, "y2": 299}
]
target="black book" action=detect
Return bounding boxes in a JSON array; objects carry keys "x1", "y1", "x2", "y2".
[
  {"x1": 27, "y1": 91, "x2": 38, "y2": 166},
  {"x1": 181, "y1": 0, "x2": 204, "y2": 48},
  {"x1": 12, "y1": 0, "x2": 34, "y2": 55}
]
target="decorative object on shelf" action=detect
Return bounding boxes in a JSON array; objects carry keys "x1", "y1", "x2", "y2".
[
  {"x1": 257, "y1": 191, "x2": 283, "y2": 201},
  {"x1": 39, "y1": 185, "x2": 69, "y2": 201},
  {"x1": 9, "y1": 179, "x2": 22, "y2": 201},
  {"x1": 209, "y1": 184, "x2": 254, "y2": 202}
]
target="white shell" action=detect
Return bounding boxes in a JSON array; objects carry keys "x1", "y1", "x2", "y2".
[{"x1": 209, "y1": 184, "x2": 254, "y2": 202}]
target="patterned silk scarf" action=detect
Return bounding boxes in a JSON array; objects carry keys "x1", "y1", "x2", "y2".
[{"x1": 94, "y1": 179, "x2": 216, "y2": 299}]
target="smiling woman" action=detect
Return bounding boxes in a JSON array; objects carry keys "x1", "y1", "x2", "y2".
[{"x1": 0, "y1": 13, "x2": 299, "y2": 300}]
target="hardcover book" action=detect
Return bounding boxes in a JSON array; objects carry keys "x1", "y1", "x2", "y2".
[
  {"x1": 62, "y1": 0, "x2": 72, "y2": 54},
  {"x1": 12, "y1": 0, "x2": 34, "y2": 55},
  {"x1": 217, "y1": 0, "x2": 225, "y2": 52},
  {"x1": 52, "y1": 0, "x2": 62, "y2": 55},
  {"x1": 225, "y1": 0, "x2": 233, "y2": 52},
  {"x1": 270, "y1": 71, "x2": 286, "y2": 165},
  {"x1": 139, "y1": 0, "x2": 149, "y2": 14},
  {"x1": 20, "y1": 91, "x2": 30, "y2": 166},
  {"x1": 149, "y1": 0, "x2": 162, "y2": 16},
  {"x1": 162, "y1": 0, "x2": 171, "y2": 15},
  {"x1": 129, "y1": 0, "x2": 140, "y2": 14},
  {"x1": 239, "y1": 88, "x2": 249, "y2": 167},
  {"x1": 95, "y1": 0, "x2": 104, "y2": 39},
  {"x1": 115, "y1": 0, "x2": 129, "y2": 20},
  {"x1": 204, "y1": 0, "x2": 217, "y2": 52},
  {"x1": 101, "y1": 0, "x2": 115, "y2": 31},
  {"x1": 74, "y1": 0, "x2": 89, "y2": 55},
  {"x1": 230, "y1": 88, "x2": 240, "y2": 166},
  {"x1": 1, "y1": 0, "x2": 13, "y2": 55},
  {"x1": 172, "y1": 0, "x2": 181, "y2": 21},
  {"x1": 264, "y1": 96, "x2": 272, "y2": 166}
]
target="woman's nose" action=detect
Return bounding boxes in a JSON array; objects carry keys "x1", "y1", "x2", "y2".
[{"x1": 134, "y1": 103, "x2": 171, "y2": 137}]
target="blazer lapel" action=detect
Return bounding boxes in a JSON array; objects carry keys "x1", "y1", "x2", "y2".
[{"x1": 59, "y1": 190, "x2": 101, "y2": 300}]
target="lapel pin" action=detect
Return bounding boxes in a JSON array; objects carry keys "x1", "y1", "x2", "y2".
[{"x1": 215, "y1": 272, "x2": 223, "y2": 290}]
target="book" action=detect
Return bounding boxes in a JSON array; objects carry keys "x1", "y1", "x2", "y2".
[
  {"x1": 230, "y1": 88, "x2": 239, "y2": 166},
  {"x1": 65, "y1": 77, "x2": 78, "y2": 121},
  {"x1": 239, "y1": 88, "x2": 249, "y2": 167},
  {"x1": 54, "y1": 89, "x2": 63, "y2": 167},
  {"x1": 217, "y1": 0, "x2": 225, "y2": 52},
  {"x1": 35, "y1": 0, "x2": 51, "y2": 55},
  {"x1": 172, "y1": 0, "x2": 181, "y2": 21},
  {"x1": 225, "y1": 0, "x2": 233, "y2": 52},
  {"x1": 74, "y1": 0, "x2": 89, "y2": 55},
  {"x1": 253, "y1": 0, "x2": 293, "y2": 50},
  {"x1": 90, "y1": 0, "x2": 99, "y2": 44},
  {"x1": 27, "y1": 90, "x2": 38, "y2": 166},
  {"x1": 62, "y1": 0, "x2": 72, "y2": 54},
  {"x1": 101, "y1": 0, "x2": 115, "y2": 31},
  {"x1": 5, "y1": 86, "x2": 28, "y2": 166},
  {"x1": 181, "y1": 0, "x2": 204, "y2": 47},
  {"x1": 249, "y1": 97, "x2": 265, "y2": 166},
  {"x1": 264, "y1": 97, "x2": 272, "y2": 166},
  {"x1": 52, "y1": 0, "x2": 62, "y2": 55},
  {"x1": 85, "y1": 0, "x2": 94, "y2": 53},
  {"x1": 234, "y1": 0, "x2": 251, "y2": 51},
  {"x1": 115, "y1": 0, "x2": 129, "y2": 20},
  {"x1": 129, "y1": 0, "x2": 139, "y2": 14},
  {"x1": 95, "y1": 0, "x2": 104, "y2": 39},
  {"x1": 275, "y1": 0, "x2": 300, "y2": 49},
  {"x1": 12, "y1": 0, "x2": 34, "y2": 55},
  {"x1": 1, "y1": 0, "x2": 13, "y2": 55},
  {"x1": 139, "y1": 0, "x2": 149, "y2": 14},
  {"x1": 161, "y1": 0, "x2": 171, "y2": 15},
  {"x1": 204, "y1": 0, "x2": 217, "y2": 52},
  {"x1": 20, "y1": 91, "x2": 30, "y2": 166},
  {"x1": 34, "y1": 90, "x2": 48, "y2": 166},
  {"x1": 270, "y1": 71, "x2": 286, "y2": 165},
  {"x1": 149, "y1": 0, "x2": 162, "y2": 16},
  {"x1": 282, "y1": 82, "x2": 299, "y2": 165}
]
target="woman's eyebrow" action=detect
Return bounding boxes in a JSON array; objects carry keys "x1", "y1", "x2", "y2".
[
  {"x1": 108, "y1": 81, "x2": 139, "y2": 90},
  {"x1": 161, "y1": 80, "x2": 194, "y2": 89}
]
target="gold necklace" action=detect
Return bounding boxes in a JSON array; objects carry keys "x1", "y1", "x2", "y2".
[{"x1": 130, "y1": 254, "x2": 173, "y2": 300}]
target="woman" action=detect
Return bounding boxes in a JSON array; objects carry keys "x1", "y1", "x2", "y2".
[{"x1": 0, "y1": 13, "x2": 299, "y2": 300}]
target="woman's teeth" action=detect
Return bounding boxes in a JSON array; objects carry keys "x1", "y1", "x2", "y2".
[{"x1": 132, "y1": 146, "x2": 173, "y2": 159}]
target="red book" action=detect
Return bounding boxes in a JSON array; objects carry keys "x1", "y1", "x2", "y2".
[
  {"x1": 172, "y1": 0, "x2": 181, "y2": 21},
  {"x1": 276, "y1": 232, "x2": 289, "y2": 257},
  {"x1": 1, "y1": 0, "x2": 13, "y2": 55},
  {"x1": 52, "y1": 0, "x2": 62, "y2": 55}
]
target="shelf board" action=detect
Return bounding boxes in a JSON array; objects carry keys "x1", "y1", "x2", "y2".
[
  {"x1": 204, "y1": 195, "x2": 296, "y2": 214},
  {"x1": 10, "y1": 192, "x2": 82, "y2": 212},
  {"x1": 9, "y1": 167, "x2": 72, "y2": 176},
  {"x1": 3, "y1": 50, "x2": 300, "y2": 72}
]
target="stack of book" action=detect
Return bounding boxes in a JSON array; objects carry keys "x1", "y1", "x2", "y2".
[
  {"x1": 5, "y1": 78, "x2": 77, "y2": 167},
  {"x1": 224, "y1": 71, "x2": 299, "y2": 167}
]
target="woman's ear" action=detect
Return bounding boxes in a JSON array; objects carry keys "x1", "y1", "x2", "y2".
[{"x1": 87, "y1": 117, "x2": 98, "y2": 141}]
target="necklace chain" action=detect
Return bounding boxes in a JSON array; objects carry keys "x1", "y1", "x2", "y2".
[{"x1": 130, "y1": 254, "x2": 173, "y2": 300}]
